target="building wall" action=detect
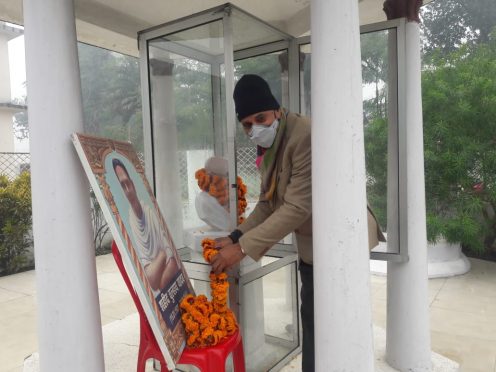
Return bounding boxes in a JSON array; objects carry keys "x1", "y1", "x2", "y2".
[
  {"x1": 0, "y1": 110, "x2": 15, "y2": 152},
  {"x1": 0, "y1": 30, "x2": 17, "y2": 152},
  {"x1": 0, "y1": 33, "x2": 12, "y2": 102}
]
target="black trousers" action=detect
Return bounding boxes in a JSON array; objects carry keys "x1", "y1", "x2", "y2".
[{"x1": 299, "y1": 260, "x2": 314, "y2": 372}]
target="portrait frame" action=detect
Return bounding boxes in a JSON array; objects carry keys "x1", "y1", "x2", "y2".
[{"x1": 72, "y1": 133, "x2": 194, "y2": 368}]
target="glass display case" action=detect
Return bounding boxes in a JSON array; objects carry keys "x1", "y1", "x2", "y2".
[
  {"x1": 138, "y1": 4, "x2": 300, "y2": 371},
  {"x1": 139, "y1": 3, "x2": 409, "y2": 369}
]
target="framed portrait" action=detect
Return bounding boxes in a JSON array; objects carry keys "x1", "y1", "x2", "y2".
[{"x1": 72, "y1": 133, "x2": 194, "y2": 368}]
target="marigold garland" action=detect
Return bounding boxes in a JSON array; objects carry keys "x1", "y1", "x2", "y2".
[
  {"x1": 195, "y1": 168, "x2": 247, "y2": 225},
  {"x1": 179, "y1": 238, "x2": 238, "y2": 347}
]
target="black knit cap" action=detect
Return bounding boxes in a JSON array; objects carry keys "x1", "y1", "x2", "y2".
[{"x1": 233, "y1": 74, "x2": 280, "y2": 121}]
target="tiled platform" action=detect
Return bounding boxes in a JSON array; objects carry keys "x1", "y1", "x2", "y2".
[{"x1": 1, "y1": 255, "x2": 495, "y2": 371}]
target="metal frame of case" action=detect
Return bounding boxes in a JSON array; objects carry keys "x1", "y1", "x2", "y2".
[
  {"x1": 138, "y1": 4, "x2": 409, "y2": 369},
  {"x1": 139, "y1": 4, "x2": 301, "y2": 370}
]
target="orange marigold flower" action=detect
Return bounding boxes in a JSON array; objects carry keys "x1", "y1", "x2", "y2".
[
  {"x1": 213, "y1": 330, "x2": 225, "y2": 343},
  {"x1": 209, "y1": 313, "x2": 220, "y2": 327},
  {"x1": 180, "y1": 238, "x2": 239, "y2": 347}
]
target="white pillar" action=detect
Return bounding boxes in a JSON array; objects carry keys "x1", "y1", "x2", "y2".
[
  {"x1": 149, "y1": 59, "x2": 184, "y2": 247},
  {"x1": 386, "y1": 21, "x2": 431, "y2": 371},
  {"x1": 311, "y1": 0, "x2": 374, "y2": 371},
  {"x1": 23, "y1": 0, "x2": 104, "y2": 371}
]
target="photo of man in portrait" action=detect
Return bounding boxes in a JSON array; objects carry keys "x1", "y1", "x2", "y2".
[{"x1": 112, "y1": 158, "x2": 179, "y2": 292}]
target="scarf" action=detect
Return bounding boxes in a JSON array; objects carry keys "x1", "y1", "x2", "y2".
[{"x1": 258, "y1": 109, "x2": 287, "y2": 201}]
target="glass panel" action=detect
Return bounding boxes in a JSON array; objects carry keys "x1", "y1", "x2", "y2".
[
  {"x1": 361, "y1": 29, "x2": 395, "y2": 254},
  {"x1": 231, "y1": 8, "x2": 286, "y2": 51},
  {"x1": 241, "y1": 262, "x2": 299, "y2": 372},
  {"x1": 158, "y1": 21, "x2": 224, "y2": 58},
  {"x1": 189, "y1": 278, "x2": 212, "y2": 298},
  {"x1": 299, "y1": 43, "x2": 311, "y2": 117},
  {"x1": 298, "y1": 27, "x2": 398, "y2": 254},
  {"x1": 147, "y1": 20, "x2": 232, "y2": 256}
]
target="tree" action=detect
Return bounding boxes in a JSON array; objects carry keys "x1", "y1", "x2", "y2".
[
  {"x1": 364, "y1": 117, "x2": 388, "y2": 228},
  {"x1": 169, "y1": 51, "x2": 288, "y2": 150},
  {"x1": 361, "y1": 31, "x2": 389, "y2": 121},
  {"x1": 172, "y1": 59, "x2": 215, "y2": 150},
  {"x1": 363, "y1": 24, "x2": 496, "y2": 253},
  {"x1": 422, "y1": 35, "x2": 496, "y2": 253},
  {"x1": 78, "y1": 43, "x2": 143, "y2": 151},
  {"x1": 11, "y1": 43, "x2": 144, "y2": 151},
  {"x1": 78, "y1": 44, "x2": 145, "y2": 253},
  {"x1": 421, "y1": 0, "x2": 496, "y2": 55},
  {"x1": 13, "y1": 96, "x2": 28, "y2": 141}
]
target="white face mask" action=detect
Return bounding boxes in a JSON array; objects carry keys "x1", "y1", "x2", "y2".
[{"x1": 248, "y1": 119, "x2": 279, "y2": 148}]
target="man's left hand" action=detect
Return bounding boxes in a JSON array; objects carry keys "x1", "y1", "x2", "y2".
[{"x1": 211, "y1": 243, "x2": 246, "y2": 274}]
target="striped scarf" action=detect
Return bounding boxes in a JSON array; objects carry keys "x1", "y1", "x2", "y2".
[{"x1": 258, "y1": 110, "x2": 287, "y2": 201}]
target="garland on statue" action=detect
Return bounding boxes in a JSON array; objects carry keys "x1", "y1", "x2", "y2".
[
  {"x1": 194, "y1": 168, "x2": 247, "y2": 225},
  {"x1": 179, "y1": 238, "x2": 238, "y2": 347}
]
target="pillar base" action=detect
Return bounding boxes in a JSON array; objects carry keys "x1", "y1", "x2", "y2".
[
  {"x1": 24, "y1": 313, "x2": 302, "y2": 372},
  {"x1": 371, "y1": 240, "x2": 471, "y2": 278},
  {"x1": 281, "y1": 325, "x2": 459, "y2": 372}
]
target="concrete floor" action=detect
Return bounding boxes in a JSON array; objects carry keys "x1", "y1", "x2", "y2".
[{"x1": 1, "y1": 255, "x2": 495, "y2": 372}]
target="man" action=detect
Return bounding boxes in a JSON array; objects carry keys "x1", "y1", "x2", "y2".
[
  {"x1": 211, "y1": 74, "x2": 315, "y2": 370},
  {"x1": 211, "y1": 74, "x2": 385, "y2": 372},
  {"x1": 112, "y1": 158, "x2": 178, "y2": 292}
]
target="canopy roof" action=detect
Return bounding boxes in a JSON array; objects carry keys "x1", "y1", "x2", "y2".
[{"x1": 0, "y1": 0, "x2": 432, "y2": 56}]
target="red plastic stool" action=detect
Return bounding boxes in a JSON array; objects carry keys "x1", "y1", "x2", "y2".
[{"x1": 111, "y1": 242, "x2": 246, "y2": 372}]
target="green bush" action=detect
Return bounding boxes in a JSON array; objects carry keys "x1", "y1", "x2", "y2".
[
  {"x1": 0, "y1": 172, "x2": 33, "y2": 274},
  {"x1": 364, "y1": 33, "x2": 496, "y2": 254},
  {"x1": 422, "y1": 35, "x2": 496, "y2": 254}
]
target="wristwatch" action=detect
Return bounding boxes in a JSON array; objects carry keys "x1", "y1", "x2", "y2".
[
  {"x1": 228, "y1": 229, "x2": 243, "y2": 244},
  {"x1": 228, "y1": 229, "x2": 246, "y2": 255}
]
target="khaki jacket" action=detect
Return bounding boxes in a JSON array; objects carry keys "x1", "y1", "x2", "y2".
[{"x1": 238, "y1": 112, "x2": 385, "y2": 265}]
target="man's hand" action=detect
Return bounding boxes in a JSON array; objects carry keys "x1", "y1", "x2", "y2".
[
  {"x1": 215, "y1": 236, "x2": 233, "y2": 249},
  {"x1": 211, "y1": 243, "x2": 246, "y2": 274}
]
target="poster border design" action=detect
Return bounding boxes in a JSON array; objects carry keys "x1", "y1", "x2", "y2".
[{"x1": 72, "y1": 133, "x2": 194, "y2": 368}]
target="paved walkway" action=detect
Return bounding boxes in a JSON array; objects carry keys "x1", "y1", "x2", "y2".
[{"x1": 1, "y1": 256, "x2": 495, "y2": 372}]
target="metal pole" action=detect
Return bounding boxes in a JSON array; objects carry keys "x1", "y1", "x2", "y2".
[
  {"x1": 23, "y1": 0, "x2": 105, "y2": 370},
  {"x1": 387, "y1": 28, "x2": 400, "y2": 255},
  {"x1": 386, "y1": 20, "x2": 432, "y2": 371},
  {"x1": 311, "y1": 0, "x2": 374, "y2": 370}
]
